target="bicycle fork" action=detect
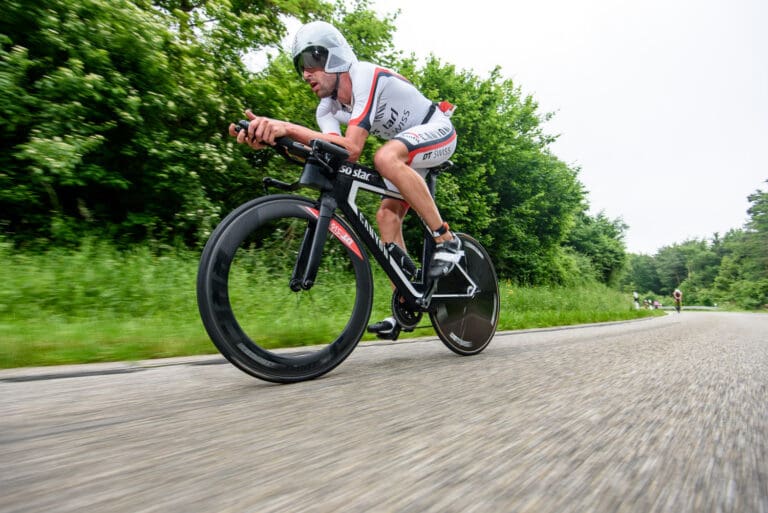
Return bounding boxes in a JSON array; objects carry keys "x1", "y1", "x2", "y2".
[{"x1": 290, "y1": 195, "x2": 337, "y2": 291}]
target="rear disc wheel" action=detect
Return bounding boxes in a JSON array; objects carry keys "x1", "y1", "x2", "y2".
[{"x1": 429, "y1": 233, "x2": 499, "y2": 355}]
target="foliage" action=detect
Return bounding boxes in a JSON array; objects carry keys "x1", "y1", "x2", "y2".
[
  {"x1": 0, "y1": 0, "x2": 329, "y2": 247},
  {"x1": 620, "y1": 182, "x2": 768, "y2": 310},
  {"x1": 0, "y1": 239, "x2": 656, "y2": 368},
  {"x1": 5, "y1": 0, "x2": 766, "y2": 374},
  {"x1": 622, "y1": 253, "x2": 661, "y2": 295},
  {"x1": 499, "y1": 282, "x2": 658, "y2": 331},
  {"x1": 405, "y1": 63, "x2": 588, "y2": 284},
  {"x1": 2, "y1": 0, "x2": 627, "y2": 286},
  {"x1": 710, "y1": 210, "x2": 768, "y2": 310},
  {"x1": 566, "y1": 211, "x2": 628, "y2": 285}
]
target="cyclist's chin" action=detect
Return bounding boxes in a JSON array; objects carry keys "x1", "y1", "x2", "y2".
[{"x1": 311, "y1": 85, "x2": 333, "y2": 99}]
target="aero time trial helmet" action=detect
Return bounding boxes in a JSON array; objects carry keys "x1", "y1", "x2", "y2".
[{"x1": 291, "y1": 21, "x2": 357, "y2": 76}]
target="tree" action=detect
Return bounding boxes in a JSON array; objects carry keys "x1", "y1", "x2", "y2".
[
  {"x1": 746, "y1": 182, "x2": 768, "y2": 233},
  {"x1": 0, "y1": 0, "x2": 329, "y2": 246},
  {"x1": 711, "y1": 185, "x2": 768, "y2": 308},
  {"x1": 2, "y1": 0, "x2": 623, "y2": 289},
  {"x1": 621, "y1": 253, "x2": 661, "y2": 295},
  {"x1": 413, "y1": 65, "x2": 585, "y2": 284},
  {"x1": 566, "y1": 211, "x2": 627, "y2": 285},
  {"x1": 621, "y1": 183, "x2": 768, "y2": 309},
  {"x1": 654, "y1": 244, "x2": 689, "y2": 295}
]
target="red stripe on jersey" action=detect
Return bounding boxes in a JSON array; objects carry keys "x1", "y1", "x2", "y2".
[
  {"x1": 406, "y1": 131, "x2": 457, "y2": 165},
  {"x1": 349, "y1": 67, "x2": 411, "y2": 131}
]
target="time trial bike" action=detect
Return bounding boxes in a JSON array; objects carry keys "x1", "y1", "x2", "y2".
[{"x1": 196, "y1": 122, "x2": 499, "y2": 383}]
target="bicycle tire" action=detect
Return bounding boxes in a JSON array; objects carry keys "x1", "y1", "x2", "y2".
[
  {"x1": 197, "y1": 195, "x2": 373, "y2": 383},
  {"x1": 429, "y1": 233, "x2": 499, "y2": 355}
]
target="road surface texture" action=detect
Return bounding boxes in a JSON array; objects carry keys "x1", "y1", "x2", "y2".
[{"x1": 1, "y1": 312, "x2": 766, "y2": 512}]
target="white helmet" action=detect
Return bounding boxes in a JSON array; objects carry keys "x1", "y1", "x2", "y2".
[{"x1": 291, "y1": 21, "x2": 357, "y2": 75}]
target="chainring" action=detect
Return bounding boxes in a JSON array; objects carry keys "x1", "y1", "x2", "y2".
[{"x1": 391, "y1": 291, "x2": 423, "y2": 331}]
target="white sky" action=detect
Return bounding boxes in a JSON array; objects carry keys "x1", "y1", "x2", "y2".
[{"x1": 370, "y1": 0, "x2": 768, "y2": 254}]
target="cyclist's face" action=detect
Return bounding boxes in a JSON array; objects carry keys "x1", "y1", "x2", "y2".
[{"x1": 302, "y1": 68, "x2": 335, "y2": 98}]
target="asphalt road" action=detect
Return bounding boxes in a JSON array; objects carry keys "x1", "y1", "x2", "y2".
[{"x1": 1, "y1": 312, "x2": 766, "y2": 513}]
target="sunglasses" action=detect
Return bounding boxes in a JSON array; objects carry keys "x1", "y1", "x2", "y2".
[{"x1": 295, "y1": 46, "x2": 329, "y2": 74}]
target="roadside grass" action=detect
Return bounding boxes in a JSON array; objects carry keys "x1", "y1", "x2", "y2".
[
  {"x1": 0, "y1": 241, "x2": 659, "y2": 368},
  {"x1": 498, "y1": 283, "x2": 655, "y2": 329}
]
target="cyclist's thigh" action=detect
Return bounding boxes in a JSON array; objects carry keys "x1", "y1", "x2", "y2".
[
  {"x1": 395, "y1": 117, "x2": 456, "y2": 169},
  {"x1": 382, "y1": 119, "x2": 456, "y2": 193}
]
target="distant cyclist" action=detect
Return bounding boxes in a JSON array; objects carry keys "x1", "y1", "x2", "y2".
[
  {"x1": 673, "y1": 288, "x2": 683, "y2": 313},
  {"x1": 230, "y1": 21, "x2": 461, "y2": 339}
]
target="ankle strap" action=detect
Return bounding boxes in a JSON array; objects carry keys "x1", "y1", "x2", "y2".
[{"x1": 431, "y1": 222, "x2": 450, "y2": 238}]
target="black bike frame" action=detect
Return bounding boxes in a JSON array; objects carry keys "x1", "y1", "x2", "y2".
[{"x1": 273, "y1": 151, "x2": 480, "y2": 310}]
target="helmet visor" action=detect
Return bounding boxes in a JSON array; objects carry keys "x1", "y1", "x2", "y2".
[{"x1": 294, "y1": 46, "x2": 329, "y2": 75}]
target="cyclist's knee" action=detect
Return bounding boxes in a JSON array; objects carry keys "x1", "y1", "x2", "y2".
[{"x1": 373, "y1": 141, "x2": 408, "y2": 174}]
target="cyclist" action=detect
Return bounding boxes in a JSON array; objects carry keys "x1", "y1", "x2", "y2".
[
  {"x1": 673, "y1": 288, "x2": 683, "y2": 312},
  {"x1": 230, "y1": 21, "x2": 461, "y2": 339}
]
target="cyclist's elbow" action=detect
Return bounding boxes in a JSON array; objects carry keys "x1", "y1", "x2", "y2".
[
  {"x1": 321, "y1": 135, "x2": 362, "y2": 162},
  {"x1": 337, "y1": 127, "x2": 367, "y2": 162},
  {"x1": 343, "y1": 145, "x2": 363, "y2": 163}
]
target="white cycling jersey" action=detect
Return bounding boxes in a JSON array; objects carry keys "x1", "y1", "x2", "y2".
[{"x1": 315, "y1": 61, "x2": 456, "y2": 173}]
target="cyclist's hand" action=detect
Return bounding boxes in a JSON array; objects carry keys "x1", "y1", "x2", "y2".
[
  {"x1": 228, "y1": 110, "x2": 266, "y2": 149},
  {"x1": 229, "y1": 109, "x2": 287, "y2": 149}
]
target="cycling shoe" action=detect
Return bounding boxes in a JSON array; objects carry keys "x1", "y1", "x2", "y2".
[
  {"x1": 367, "y1": 316, "x2": 401, "y2": 340},
  {"x1": 427, "y1": 235, "x2": 463, "y2": 278}
]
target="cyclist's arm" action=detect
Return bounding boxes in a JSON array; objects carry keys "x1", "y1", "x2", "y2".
[
  {"x1": 232, "y1": 109, "x2": 368, "y2": 162},
  {"x1": 283, "y1": 123, "x2": 368, "y2": 163}
]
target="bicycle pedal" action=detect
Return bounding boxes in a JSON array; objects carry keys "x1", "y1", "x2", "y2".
[{"x1": 376, "y1": 328, "x2": 400, "y2": 341}]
